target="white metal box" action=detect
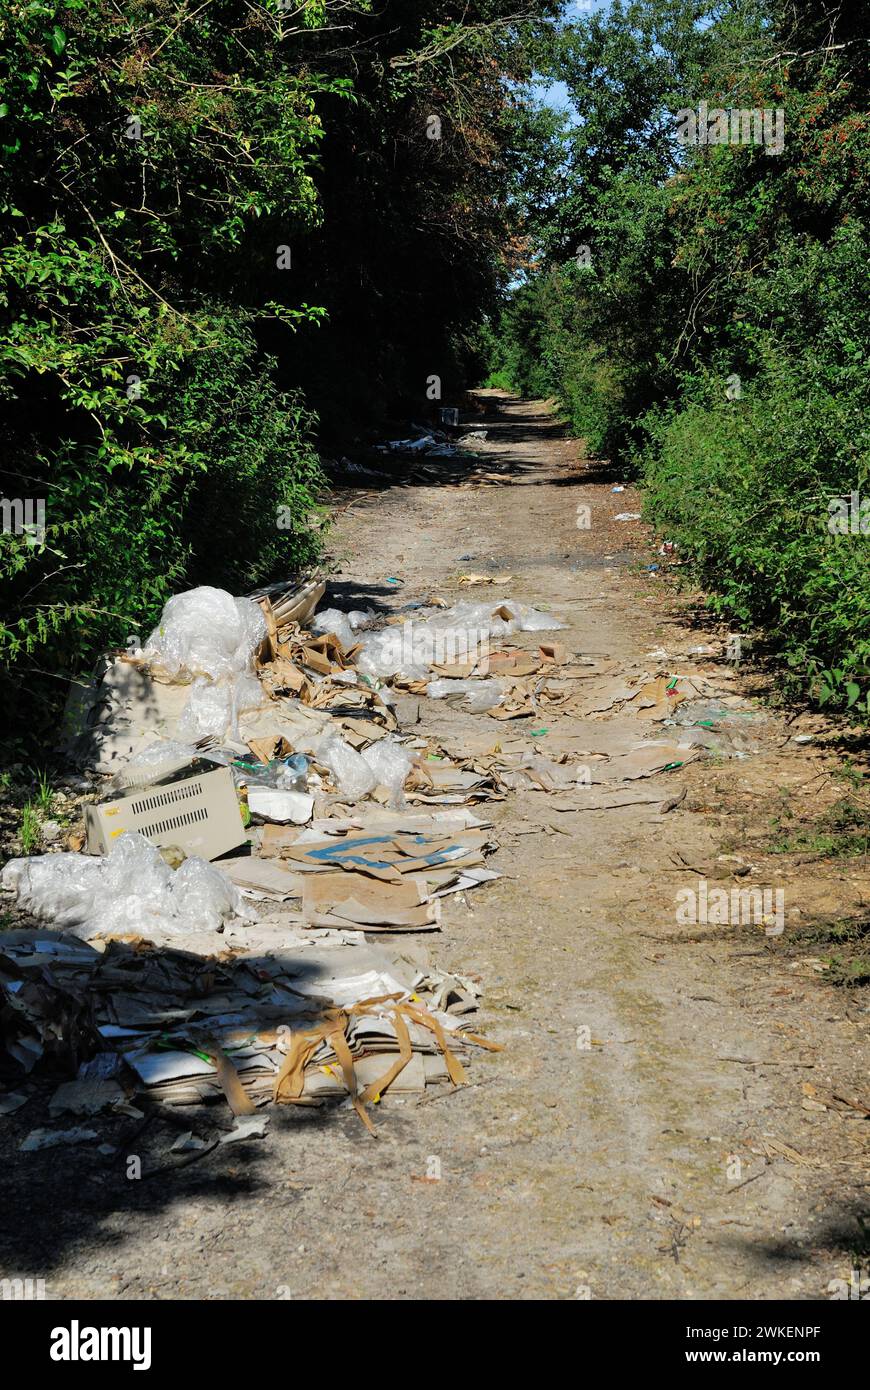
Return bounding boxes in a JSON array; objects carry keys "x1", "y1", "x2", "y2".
[{"x1": 85, "y1": 759, "x2": 245, "y2": 861}]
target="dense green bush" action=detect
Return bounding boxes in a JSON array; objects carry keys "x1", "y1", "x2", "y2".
[
  {"x1": 0, "y1": 1, "x2": 336, "y2": 745},
  {"x1": 641, "y1": 355, "x2": 870, "y2": 710}
]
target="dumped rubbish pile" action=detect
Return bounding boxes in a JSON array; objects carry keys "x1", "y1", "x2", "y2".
[
  {"x1": 2, "y1": 577, "x2": 543, "y2": 1143},
  {"x1": 324, "y1": 421, "x2": 508, "y2": 489},
  {"x1": 0, "y1": 925, "x2": 498, "y2": 1143},
  {"x1": 376, "y1": 428, "x2": 461, "y2": 459},
  {"x1": 1, "y1": 573, "x2": 766, "y2": 1149}
]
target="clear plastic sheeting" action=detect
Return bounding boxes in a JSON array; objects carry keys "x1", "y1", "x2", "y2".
[
  {"x1": 669, "y1": 701, "x2": 768, "y2": 758},
  {"x1": 142, "y1": 587, "x2": 267, "y2": 741},
  {"x1": 176, "y1": 671, "x2": 264, "y2": 742},
  {"x1": 360, "y1": 737, "x2": 414, "y2": 809},
  {"x1": 353, "y1": 599, "x2": 564, "y2": 684},
  {"x1": 1, "y1": 832, "x2": 256, "y2": 942},
  {"x1": 309, "y1": 608, "x2": 357, "y2": 651},
  {"x1": 425, "y1": 678, "x2": 504, "y2": 713},
  {"x1": 316, "y1": 731, "x2": 378, "y2": 801},
  {"x1": 315, "y1": 732, "x2": 413, "y2": 805},
  {"x1": 111, "y1": 739, "x2": 219, "y2": 789},
  {"x1": 144, "y1": 586, "x2": 266, "y2": 681},
  {"x1": 355, "y1": 629, "x2": 430, "y2": 682},
  {"x1": 420, "y1": 599, "x2": 564, "y2": 636}
]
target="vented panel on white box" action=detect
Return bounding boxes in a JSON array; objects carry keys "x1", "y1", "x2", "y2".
[{"x1": 85, "y1": 763, "x2": 246, "y2": 862}]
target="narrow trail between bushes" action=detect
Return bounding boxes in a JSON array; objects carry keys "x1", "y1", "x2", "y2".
[{"x1": 12, "y1": 391, "x2": 867, "y2": 1302}]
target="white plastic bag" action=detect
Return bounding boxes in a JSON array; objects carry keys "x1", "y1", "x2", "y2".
[
  {"x1": 247, "y1": 788, "x2": 314, "y2": 824},
  {"x1": 513, "y1": 605, "x2": 562, "y2": 632},
  {"x1": 347, "y1": 609, "x2": 376, "y2": 631},
  {"x1": 143, "y1": 586, "x2": 267, "y2": 740},
  {"x1": 496, "y1": 601, "x2": 565, "y2": 632}
]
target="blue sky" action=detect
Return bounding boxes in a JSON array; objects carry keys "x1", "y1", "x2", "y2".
[{"x1": 534, "y1": 0, "x2": 610, "y2": 113}]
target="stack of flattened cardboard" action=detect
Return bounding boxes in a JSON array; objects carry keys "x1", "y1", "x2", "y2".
[
  {"x1": 254, "y1": 824, "x2": 497, "y2": 930},
  {"x1": 1, "y1": 926, "x2": 502, "y2": 1135},
  {"x1": 111, "y1": 992, "x2": 500, "y2": 1130},
  {"x1": 405, "y1": 759, "x2": 503, "y2": 804}
]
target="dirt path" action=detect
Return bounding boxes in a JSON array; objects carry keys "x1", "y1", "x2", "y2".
[
  {"x1": 3, "y1": 393, "x2": 867, "y2": 1301},
  {"x1": 308, "y1": 391, "x2": 867, "y2": 1301}
]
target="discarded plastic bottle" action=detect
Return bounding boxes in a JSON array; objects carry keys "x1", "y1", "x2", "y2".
[
  {"x1": 277, "y1": 753, "x2": 310, "y2": 793},
  {"x1": 233, "y1": 754, "x2": 308, "y2": 792}
]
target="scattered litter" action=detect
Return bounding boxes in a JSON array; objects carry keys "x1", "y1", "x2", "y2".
[
  {"x1": 426, "y1": 678, "x2": 503, "y2": 713},
  {"x1": 458, "y1": 573, "x2": 513, "y2": 586},
  {"x1": 378, "y1": 435, "x2": 460, "y2": 459},
  {"x1": 20, "y1": 1126, "x2": 98, "y2": 1152},
  {"x1": 49, "y1": 1076, "x2": 127, "y2": 1117},
  {"x1": 171, "y1": 1132, "x2": 211, "y2": 1154},
  {"x1": 220, "y1": 1114, "x2": 269, "y2": 1144},
  {"x1": 10, "y1": 554, "x2": 764, "y2": 1160},
  {"x1": 0, "y1": 1092, "x2": 29, "y2": 1115}
]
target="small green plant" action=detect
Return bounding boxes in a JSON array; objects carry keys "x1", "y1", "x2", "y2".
[
  {"x1": 832, "y1": 760, "x2": 866, "y2": 790},
  {"x1": 19, "y1": 802, "x2": 40, "y2": 854},
  {"x1": 481, "y1": 369, "x2": 516, "y2": 392},
  {"x1": 826, "y1": 953, "x2": 870, "y2": 988},
  {"x1": 783, "y1": 913, "x2": 870, "y2": 988},
  {"x1": 30, "y1": 767, "x2": 53, "y2": 814},
  {"x1": 768, "y1": 797, "x2": 870, "y2": 858}
]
